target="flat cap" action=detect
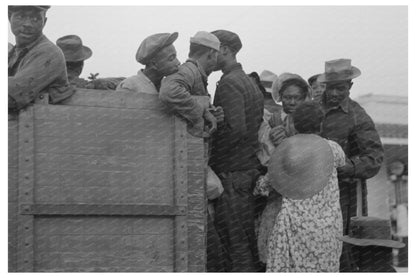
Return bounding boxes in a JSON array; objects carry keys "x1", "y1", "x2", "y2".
[
  {"x1": 211, "y1": 30, "x2": 242, "y2": 53},
  {"x1": 136, "y1": 32, "x2": 178, "y2": 65},
  {"x1": 190, "y1": 31, "x2": 220, "y2": 51},
  {"x1": 9, "y1": 5, "x2": 50, "y2": 12}
]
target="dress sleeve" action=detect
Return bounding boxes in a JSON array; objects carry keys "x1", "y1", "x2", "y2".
[{"x1": 327, "y1": 139, "x2": 346, "y2": 168}]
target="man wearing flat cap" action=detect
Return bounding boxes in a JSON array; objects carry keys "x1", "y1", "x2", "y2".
[
  {"x1": 8, "y1": 5, "x2": 74, "y2": 113},
  {"x1": 317, "y1": 58, "x2": 384, "y2": 271},
  {"x1": 159, "y1": 31, "x2": 222, "y2": 137},
  {"x1": 117, "y1": 32, "x2": 180, "y2": 94},
  {"x1": 209, "y1": 29, "x2": 264, "y2": 272}
]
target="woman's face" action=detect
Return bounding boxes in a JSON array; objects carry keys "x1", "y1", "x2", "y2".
[{"x1": 281, "y1": 85, "x2": 306, "y2": 114}]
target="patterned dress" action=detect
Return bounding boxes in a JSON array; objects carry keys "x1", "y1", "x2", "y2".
[{"x1": 266, "y1": 139, "x2": 345, "y2": 272}]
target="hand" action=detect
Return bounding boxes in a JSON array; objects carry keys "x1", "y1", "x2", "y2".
[
  {"x1": 203, "y1": 109, "x2": 217, "y2": 135},
  {"x1": 210, "y1": 106, "x2": 224, "y2": 124},
  {"x1": 269, "y1": 125, "x2": 287, "y2": 146},
  {"x1": 337, "y1": 158, "x2": 355, "y2": 178}
]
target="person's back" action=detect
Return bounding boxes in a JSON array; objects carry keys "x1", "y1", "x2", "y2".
[{"x1": 210, "y1": 65, "x2": 264, "y2": 172}]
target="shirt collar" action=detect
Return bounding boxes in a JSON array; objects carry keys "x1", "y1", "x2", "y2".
[
  {"x1": 186, "y1": 58, "x2": 208, "y2": 87},
  {"x1": 15, "y1": 34, "x2": 45, "y2": 52},
  {"x1": 323, "y1": 96, "x2": 350, "y2": 114},
  {"x1": 222, "y1": 62, "x2": 242, "y2": 75}
]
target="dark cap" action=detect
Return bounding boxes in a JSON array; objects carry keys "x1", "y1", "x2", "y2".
[
  {"x1": 9, "y1": 5, "x2": 50, "y2": 13},
  {"x1": 307, "y1": 74, "x2": 321, "y2": 86},
  {"x1": 211, "y1": 29, "x2": 242, "y2": 53},
  {"x1": 136, "y1": 32, "x2": 178, "y2": 65}
]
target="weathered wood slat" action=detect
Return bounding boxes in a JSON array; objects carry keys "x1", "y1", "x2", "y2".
[
  {"x1": 17, "y1": 106, "x2": 35, "y2": 272},
  {"x1": 8, "y1": 115, "x2": 19, "y2": 272},
  {"x1": 62, "y1": 89, "x2": 168, "y2": 111},
  {"x1": 21, "y1": 204, "x2": 187, "y2": 216},
  {"x1": 173, "y1": 117, "x2": 188, "y2": 272}
]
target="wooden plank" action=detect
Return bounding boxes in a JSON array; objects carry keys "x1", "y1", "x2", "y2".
[
  {"x1": 34, "y1": 216, "x2": 174, "y2": 271},
  {"x1": 21, "y1": 204, "x2": 186, "y2": 216},
  {"x1": 62, "y1": 89, "x2": 168, "y2": 111},
  {"x1": 16, "y1": 106, "x2": 35, "y2": 272},
  {"x1": 35, "y1": 216, "x2": 173, "y2": 235},
  {"x1": 173, "y1": 117, "x2": 188, "y2": 272},
  {"x1": 186, "y1": 132, "x2": 207, "y2": 272},
  {"x1": 8, "y1": 116, "x2": 18, "y2": 272}
]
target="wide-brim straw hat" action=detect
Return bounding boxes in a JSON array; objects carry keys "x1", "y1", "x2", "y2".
[
  {"x1": 317, "y1": 58, "x2": 361, "y2": 83},
  {"x1": 339, "y1": 216, "x2": 405, "y2": 249},
  {"x1": 56, "y1": 35, "x2": 92, "y2": 62},
  {"x1": 269, "y1": 134, "x2": 333, "y2": 200}
]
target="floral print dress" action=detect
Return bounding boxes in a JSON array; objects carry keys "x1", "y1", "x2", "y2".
[{"x1": 266, "y1": 139, "x2": 345, "y2": 272}]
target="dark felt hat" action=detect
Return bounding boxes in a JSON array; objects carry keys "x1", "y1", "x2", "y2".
[
  {"x1": 317, "y1": 59, "x2": 361, "y2": 83},
  {"x1": 56, "y1": 35, "x2": 92, "y2": 62},
  {"x1": 340, "y1": 216, "x2": 405, "y2": 249},
  {"x1": 211, "y1": 29, "x2": 242, "y2": 53},
  {"x1": 9, "y1": 5, "x2": 50, "y2": 13}
]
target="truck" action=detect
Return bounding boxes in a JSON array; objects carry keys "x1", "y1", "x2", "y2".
[{"x1": 8, "y1": 89, "x2": 208, "y2": 272}]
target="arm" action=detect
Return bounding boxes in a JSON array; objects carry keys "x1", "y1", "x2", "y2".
[
  {"x1": 8, "y1": 47, "x2": 66, "y2": 110},
  {"x1": 350, "y1": 112, "x2": 384, "y2": 179},
  {"x1": 214, "y1": 81, "x2": 247, "y2": 145},
  {"x1": 339, "y1": 111, "x2": 384, "y2": 179},
  {"x1": 159, "y1": 69, "x2": 204, "y2": 126}
]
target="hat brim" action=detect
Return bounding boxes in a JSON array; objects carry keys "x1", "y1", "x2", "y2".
[
  {"x1": 64, "y1": 46, "x2": 93, "y2": 62},
  {"x1": 269, "y1": 134, "x2": 334, "y2": 200},
  {"x1": 317, "y1": 66, "x2": 361, "y2": 83},
  {"x1": 339, "y1": 236, "x2": 405, "y2": 249}
]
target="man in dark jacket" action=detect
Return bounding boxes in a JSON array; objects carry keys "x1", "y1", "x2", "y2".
[
  {"x1": 209, "y1": 29, "x2": 264, "y2": 272},
  {"x1": 317, "y1": 58, "x2": 384, "y2": 272},
  {"x1": 8, "y1": 5, "x2": 74, "y2": 113}
]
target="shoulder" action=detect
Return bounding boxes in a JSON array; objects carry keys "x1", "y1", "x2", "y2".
[
  {"x1": 326, "y1": 139, "x2": 345, "y2": 165},
  {"x1": 348, "y1": 98, "x2": 377, "y2": 126}
]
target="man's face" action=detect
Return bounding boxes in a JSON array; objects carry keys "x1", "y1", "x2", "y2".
[
  {"x1": 10, "y1": 8, "x2": 46, "y2": 47},
  {"x1": 324, "y1": 80, "x2": 352, "y2": 107},
  {"x1": 206, "y1": 49, "x2": 218, "y2": 75},
  {"x1": 281, "y1": 85, "x2": 306, "y2": 114},
  {"x1": 212, "y1": 45, "x2": 226, "y2": 71},
  {"x1": 66, "y1": 61, "x2": 84, "y2": 81},
  {"x1": 153, "y1": 44, "x2": 180, "y2": 76},
  {"x1": 311, "y1": 81, "x2": 326, "y2": 102}
]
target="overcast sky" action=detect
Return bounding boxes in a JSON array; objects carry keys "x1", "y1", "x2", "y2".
[{"x1": 7, "y1": 4, "x2": 408, "y2": 100}]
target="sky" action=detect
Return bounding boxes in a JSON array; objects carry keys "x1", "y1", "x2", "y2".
[{"x1": 7, "y1": 3, "x2": 408, "y2": 100}]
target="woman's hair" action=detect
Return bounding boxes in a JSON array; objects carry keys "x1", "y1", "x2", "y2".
[
  {"x1": 279, "y1": 78, "x2": 310, "y2": 100},
  {"x1": 293, "y1": 101, "x2": 324, "y2": 134}
]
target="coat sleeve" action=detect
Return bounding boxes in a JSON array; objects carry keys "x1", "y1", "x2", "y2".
[
  {"x1": 8, "y1": 47, "x2": 67, "y2": 110},
  {"x1": 214, "y1": 80, "x2": 247, "y2": 145},
  {"x1": 350, "y1": 110, "x2": 384, "y2": 179},
  {"x1": 159, "y1": 68, "x2": 204, "y2": 126}
]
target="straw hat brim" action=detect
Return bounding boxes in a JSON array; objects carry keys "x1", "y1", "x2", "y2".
[
  {"x1": 269, "y1": 134, "x2": 334, "y2": 200},
  {"x1": 339, "y1": 236, "x2": 405, "y2": 249}
]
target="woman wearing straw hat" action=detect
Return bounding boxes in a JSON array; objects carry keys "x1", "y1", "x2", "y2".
[
  {"x1": 255, "y1": 73, "x2": 310, "y2": 265},
  {"x1": 265, "y1": 101, "x2": 345, "y2": 272}
]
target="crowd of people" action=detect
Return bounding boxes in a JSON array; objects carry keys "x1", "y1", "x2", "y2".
[{"x1": 9, "y1": 5, "x2": 405, "y2": 273}]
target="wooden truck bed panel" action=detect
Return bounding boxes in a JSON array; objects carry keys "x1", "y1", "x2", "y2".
[{"x1": 9, "y1": 90, "x2": 207, "y2": 272}]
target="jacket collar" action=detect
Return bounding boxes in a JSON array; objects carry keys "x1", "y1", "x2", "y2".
[
  {"x1": 323, "y1": 95, "x2": 350, "y2": 114},
  {"x1": 222, "y1": 62, "x2": 242, "y2": 75}
]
